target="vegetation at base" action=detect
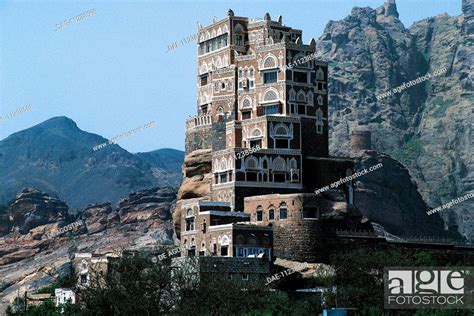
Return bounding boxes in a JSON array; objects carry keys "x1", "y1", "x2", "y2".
[{"x1": 5, "y1": 249, "x2": 472, "y2": 315}]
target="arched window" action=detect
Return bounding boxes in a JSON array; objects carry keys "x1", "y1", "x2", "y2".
[
  {"x1": 262, "y1": 55, "x2": 277, "y2": 69},
  {"x1": 317, "y1": 95, "x2": 323, "y2": 105},
  {"x1": 274, "y1": 125, "x2": 289, "y2": 137},
  {"x1": 297, "y1": 91, "x2": 306, "y2": 102},
  {"x1": 223, "y1": 25, "x2": 229, "y2": 33},
  {"x1": 250, "y1": 128, "x2": 262, "y2": 138},
  {"x1": 219, "y1": 158, "x2": 227, "y2": 171},
  {"x1": 308, "y1": 91, "x2": 314, "y2": 104},
  {"x1": 316, "y1": 108, "x2": 323, "y2": 121},
  {"x1": 242, "y1": 98, "x2": 252, "y2": 109},
  {"x1": 316, "y1": 108, "x2": 324, "y2": 134},
  {"x1": 186, "y1": 209, "x2": 195, "y2": 231},
  {"x1": 279, "y1": 203, "x2": 288, "y2": 220},
  {"x1": 263, "y1": 89, "x2": 278, "y2": 102},
  {"x1": 316, "y1": 68, "x2": 324, "y2": 80},
  {"x1": 272, "y1": 157, "x2": 286, "y2": 171},
  {"x1": 256, "y1": 206, "x2": 263, "y2": 221},
  {"x1": 268, "y1": 208, "x2": 275, "y2": 220},
  {"x1": 289, "y1": 89, "x2": 296, "y2": 101},
  {"x1": 290, "y1": 158, "x2": 297, "y2": 169},
  {"x1": 245, "y1": 156, "x2": 259, "y2": 169},
  {"x1": 217, "y1": 27, "x2": 222, "y2": 36},
  {"x1": 273, "y1": 124, "x2": 291, "y2": 148}
]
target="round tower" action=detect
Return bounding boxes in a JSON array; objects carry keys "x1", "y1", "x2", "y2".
[{"x1": 351, "y1": 129, "x2": 372, "y2": 152}]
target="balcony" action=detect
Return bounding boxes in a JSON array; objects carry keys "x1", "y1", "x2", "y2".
[{"x1": 186, "y1": 114, "x2": 212, "y2": 130}]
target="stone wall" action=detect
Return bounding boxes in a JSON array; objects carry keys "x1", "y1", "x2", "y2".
[{"x1": 185, "y1": 125, "x2": 212, "y2": 154}]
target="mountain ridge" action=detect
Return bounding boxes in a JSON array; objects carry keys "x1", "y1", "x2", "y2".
[{"x1": 0, "y1": 116, "x2": 184, "y2": 209}]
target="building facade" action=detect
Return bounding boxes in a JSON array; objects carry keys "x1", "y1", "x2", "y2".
[
  {"x1": 186, "y1": 9, "x2": 341, "y2": 212},
  {"x1": 181, "y1": 10, "x2": 369, "y2": 264}
]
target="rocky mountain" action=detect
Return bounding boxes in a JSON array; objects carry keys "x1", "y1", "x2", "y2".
[
  {"x1": 136, "y1": 149, "x2": 184, "y2": 187},
  {"x1": 317, "y1": 0, "x2": 473, "y2": 240},
  {"x1": 0, "y1": 116, "x2": 184, "y2": 210}
]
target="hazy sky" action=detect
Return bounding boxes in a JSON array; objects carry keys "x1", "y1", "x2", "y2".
[{"x1": 0, "y1": 0, "x2": 461, "y2": 152}]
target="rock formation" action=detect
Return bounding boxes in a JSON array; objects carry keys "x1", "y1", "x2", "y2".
[
  {"x1": 317, "y1": 0, "x2": 473, "y2": 240},
  {"x1": 352, "y1": 149, "x2": 462, "y2": 239},
  {"x1": 8, "y1": 188, "x2": 68, "y2": 234}
]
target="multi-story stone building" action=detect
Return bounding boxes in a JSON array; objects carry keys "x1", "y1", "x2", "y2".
[
  {"x1": 186, "y1": 9, "x2": 354, "y2": 212},
  {"x1": 182, "y1": 10, "x2": 370, "y2": 263}
]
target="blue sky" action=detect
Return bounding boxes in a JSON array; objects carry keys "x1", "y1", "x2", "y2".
[{"x1": 0, "y1": 0, "x2": 461, "y2": 152}]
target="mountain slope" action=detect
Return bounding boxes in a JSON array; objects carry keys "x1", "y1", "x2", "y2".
[
  {"x1": 0, "y1": 116, "x2": 183, "y2": 209},
  {"x1": 316, "y1": 0, "x2": 473, "y2": 240}
]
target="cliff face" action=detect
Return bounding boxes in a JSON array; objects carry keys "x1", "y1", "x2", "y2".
[
  {"x1": 317, "y1": 1, "x2": 473, "y2": 240},
  {"x1": 0, "y1": 187, "x2": 175, "y2": 265},
  {"x1": 352, "y1": 150, "x2": 461, "y2": 239},
  {"x1": 0, "y1": 187, "x2": 176, "y2": 311},
  {"x1": 8, "y1": 188, "x2": 69, "y2": 234}
]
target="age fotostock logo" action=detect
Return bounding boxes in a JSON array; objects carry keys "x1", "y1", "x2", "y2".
[{"x1": 384, "y1": 267, "x2": 474, "y2": 309}]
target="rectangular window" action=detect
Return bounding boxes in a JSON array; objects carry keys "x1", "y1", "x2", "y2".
[
  {"x1": 264, "y1": 105, "x2": 279, "y2": 115},
  {"x1": 250, "y1": 139, "x2": 261, "y2": 148},
  {"x1": 263, "y1": 71, "x2": 277, "y2": 84},
  {"x1": 275, "y1": 139, "x2": 288, "y2": 149},
  {"x1": 199, "y1": 43, "x2": 205, "y2": 55},
  {"x1": 280, "y1": 207, "x2": 288, "y2": 220},
  {"x1": 257, "y1": 210, "x2": 263, "y2": 221},
  {"x1": 224, "y1": 34, "x2": 228, "y2": 46},
  {"x1": 294, "y1": 71, "x2": 308, "y2": 83},
  {"x1": 249, "y1": 80, "x2": 254, "y2": 88},
  {"x1": 80, "y1": 275, "x2": 87, "y2": 284},
  {"x1": 200, "y1": 74, "x2": 208, "y2": 86},
  {"x1": 269, "y1": 209, "x2": 274, "y2": 220},
  {"x1": 221, "y1": 246, "x2": 228, "y2": 256},
  {"x1": 316, "y1": 123, "x2": 324, "y2": 134},
  {"x1": 212, "y1": 38, "x2": 216, "y2": 50},
  {"x1": 242, "y1": 111, "x2": 251, "y2": 120},
  {"x1": 206, "y1": 42, "x2": 210, "y2": 53},
  {"x1": 199, "y1": 250, "x2": 205, "y2": 256},
  {"x1": 186, "y1": 218, "x2": 195, "y2": 231},
  {"x1": 238, "y1": 81, "x2": 243, "y2": 89},
  {"x1": 235, "y1": 35, "x2": 242, "y2": 46},
  {"x1": 219, "y1": 173, "x2": 227, "y2": 183},
  {"x1": 188, "y1": 248, "x2": 196, "y2": 256}
]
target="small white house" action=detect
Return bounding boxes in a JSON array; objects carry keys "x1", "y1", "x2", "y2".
[{"x1": 54, "y1": 288, "x2": 76, "y2": 306}]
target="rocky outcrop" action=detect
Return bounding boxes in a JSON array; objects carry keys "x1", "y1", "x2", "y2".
[
  {"x1": 174, "y1": 149, "x2": 213, "y2": 238},
  {"x1": 352, "y1": 150, "x2": 462, "y2": 239},
  {"x1": 8, "y1": 188, "x2": 68, "y2": 234},
  {"x1": 317, "y1": 0, "x2": 473, "y2": 240},
  {"x1": 117, "y1": 187, "x2": 175, "y2": 232},
  {"x1": 82, "y1": 202, "x2": 117, "y2": 235}
]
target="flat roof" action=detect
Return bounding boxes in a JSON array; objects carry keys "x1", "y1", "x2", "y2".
[{"x1": 201, "y1": 211, "x2": 249, "y2": 217}]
